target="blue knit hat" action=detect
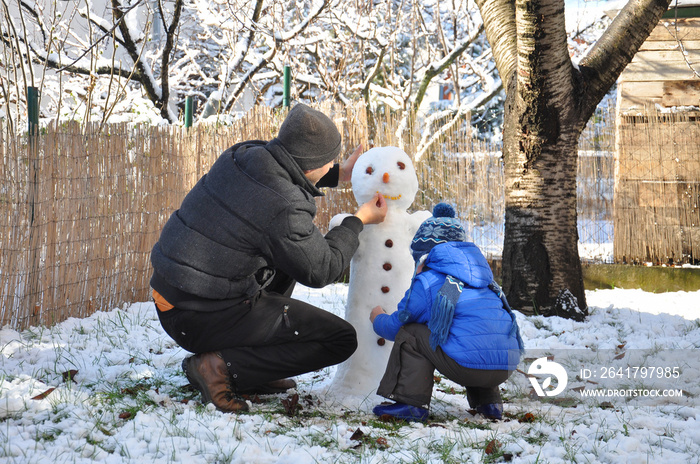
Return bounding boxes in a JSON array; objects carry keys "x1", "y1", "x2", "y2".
[{"x1": 410, "y1": 203, "x2": 466, "y2": 263}]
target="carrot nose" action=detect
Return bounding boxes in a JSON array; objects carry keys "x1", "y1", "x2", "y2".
[{"x1": 383, "y1": 172, "x2": 390, "y2": 183}]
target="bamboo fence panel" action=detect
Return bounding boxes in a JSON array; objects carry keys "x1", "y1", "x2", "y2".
[
  {"x1": 614, "y1": 109, "x2": 700, "y2": 263},
  {"x1": 2, "y1": 99, "x2": 674, "y2": 331}
]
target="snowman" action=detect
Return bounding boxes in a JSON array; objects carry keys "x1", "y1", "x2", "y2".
[{"x1": 330, "y1": 146, "x2": 431, "y2": 397}]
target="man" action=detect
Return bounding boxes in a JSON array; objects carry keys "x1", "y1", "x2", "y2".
[{"x1": 150, "y1": 103, "x2": 387, "y2": 412}]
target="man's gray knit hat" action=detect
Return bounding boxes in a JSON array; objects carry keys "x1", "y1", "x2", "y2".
[{"x1": 277, "y1": 103, "x2": 342, "y2": 170}]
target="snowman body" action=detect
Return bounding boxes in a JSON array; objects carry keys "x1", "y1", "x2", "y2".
[{"x1": 331, "y1": 147, "x2": 430, "y2": 396}]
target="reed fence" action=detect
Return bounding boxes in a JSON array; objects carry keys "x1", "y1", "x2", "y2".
[
  {"x1": 614, "y1": 109, "x2": 700, "y2": 264},
  {"x1": 0, "y1": 100, "x2": 681, "y2": 331}
]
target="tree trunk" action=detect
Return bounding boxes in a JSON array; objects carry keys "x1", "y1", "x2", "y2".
[
  {"x1": 474, "y1": 0, "x2": 672, "y2": 320},
  {"x1": 498, "y1": 0, "x2": 588, "y2": 319},
  {"x1": 501, "y1": 77, "x2": 587, "y2": 319}
]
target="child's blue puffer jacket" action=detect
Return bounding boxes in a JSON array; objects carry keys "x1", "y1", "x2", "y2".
[{"x1": 373, "y1": 241, "x2": 521, "y2": 371}]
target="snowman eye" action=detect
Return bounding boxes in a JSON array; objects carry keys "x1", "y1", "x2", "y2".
[
  {"x1": 366, "y1": 166, "x2": 374, "y2": 175},
  {"x1": 397, "y1": 162, "x2": 406, "y2": 170}
]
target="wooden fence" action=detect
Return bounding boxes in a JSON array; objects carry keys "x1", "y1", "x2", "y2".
[{"x1": 0, "y1": 101, "x2": 630, "y2": 330}]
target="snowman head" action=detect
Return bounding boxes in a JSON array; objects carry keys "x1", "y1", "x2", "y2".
[{"x1": 351, "y1": 146, "x2": 419, "y2": 210}]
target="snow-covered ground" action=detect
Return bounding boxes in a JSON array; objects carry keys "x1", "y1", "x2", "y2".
[{"x1": 1, "y1": 284, "x2": 698, "y2": 463}]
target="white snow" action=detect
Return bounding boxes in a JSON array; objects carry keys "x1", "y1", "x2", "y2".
[{"x1": 1, "y1": 284, "x2": 698, "y2": 463}]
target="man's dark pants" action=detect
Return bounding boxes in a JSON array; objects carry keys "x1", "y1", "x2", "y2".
[{"x1": 157, "y1": 273, "x2": 357, "y2": 390}]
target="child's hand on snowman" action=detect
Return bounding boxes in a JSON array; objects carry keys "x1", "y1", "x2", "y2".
[{"x1": 370, "y1": 305, "x2": 386, "y2": 323}]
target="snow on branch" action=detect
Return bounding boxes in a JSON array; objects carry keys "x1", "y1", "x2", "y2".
[
  {"x1": 414, "y1": 77, "x2": 503, "y2": 162},
  {"x1": 273, "y1": 0, "x2": 328, "y2": 42},
  {"x1": 18, "y1": 0, "x2": 47, "y2": 44},
  {"x1": 223, "y1": 47, "x2": 277, "y2": 112},
  {"x1": 59, "y1": 0, "x2": 144, "y2": 72}
]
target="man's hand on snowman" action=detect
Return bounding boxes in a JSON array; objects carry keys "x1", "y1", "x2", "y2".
[
  {"x1": 370, "y1": 305, "x2": 386, "y2": 323},
  {"x1": 339, "y1": 144, "x2": 364, "y2": 183},
  {"x1": 354, "y1": 193, "x2": 388, "y2": 224}
]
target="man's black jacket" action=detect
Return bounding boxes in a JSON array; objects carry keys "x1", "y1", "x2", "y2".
[{"x1": 150, "y1": 139, "x2": 363, "y2": 311}]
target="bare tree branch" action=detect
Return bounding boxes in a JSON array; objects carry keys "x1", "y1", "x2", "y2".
[
  {"x1": 415, "y1": 78, "x2": 503, "y2": 160},
  {"x1": 159, "y1": 0, "x2": 183, "y2": 121},
  {"x1": 473, "y1": 0, "x2": 517, "y2": 86},
  {"x1": 578, "y1": 0, "x2": 672, "y2": 118},
  {"x1": 413, "y1": 24, "x2": 485, "y2": 111},
  {"x1": 58, "y1": 0, "x2": 144, "y2": 72},
  {"x1": 223, "y1": 47, "x2": 277, "y2": 112}
]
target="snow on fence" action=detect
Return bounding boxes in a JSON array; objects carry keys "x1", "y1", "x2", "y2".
[{"x1": 1, "y1": 103, "x2": 615, "y2": 330}]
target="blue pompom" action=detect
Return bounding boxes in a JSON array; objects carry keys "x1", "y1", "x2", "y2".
[{"x1": 432, "y1": 203, "x2": 455, "y2": 218}]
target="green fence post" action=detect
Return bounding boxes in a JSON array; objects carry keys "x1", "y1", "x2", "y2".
[
  {"x1": 185, "y1": 96, "x2": 194, "y2": 128},
  {"x1": 26, "y1": 86, "x2": 41, "y2": 318},
  {"x1": 283, "y1": 66, "x2": 291, "y2": 108},
  {"x1": 27, "y1": 86, "x2": 39, "y2": 135}
]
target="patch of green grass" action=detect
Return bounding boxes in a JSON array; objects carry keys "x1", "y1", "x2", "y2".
[
  {"x1": 559, "y1": 432, "x2": 584, "y2": 463},
  {"x1": 94, "y1": 377, "x2": 165, "y2": 422},
  {"x1": 364, "y1": 417, "x2": 407, "y2": 433},
  {"x1": 538, "y1": 395, "x2": 580, "y2": 408},
  {"x1": 583, "y1": 263, "x2": 700, "y2": 292},
  {"x1": 524, "y1": 430, "x2": 548, "y2": 446},
  {"x1": 36, "y1": 427, "x2": 63, "y2": 442},
  {"x1": 427, "y1": 437, "x2": 461, "y2": 463},
  {"x1": 458, "y1": 419, "x2": 493, "y2": 431},
  {"x1": 531, "y1": 318, "x2": 548, "y2": 330}
]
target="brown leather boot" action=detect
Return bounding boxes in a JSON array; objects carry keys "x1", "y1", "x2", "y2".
[
  {"x1": 182, "y1": 353, "x2": 249, "y2": 413},
  {"x1": 238, "y1": 378, "x2": 297, "y2": 395}
]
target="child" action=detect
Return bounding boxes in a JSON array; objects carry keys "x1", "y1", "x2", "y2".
[{"x1": 369, "y1": 203, "x2": 523, "y2": 421}]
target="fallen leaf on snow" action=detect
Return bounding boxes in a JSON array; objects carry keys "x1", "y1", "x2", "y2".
[
  {"x1": 485, "y1": 439, "x2": 501, "y2": 455},
  {"x1": 30, "y1": 388, "x2": 56, "y2": 400}
]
